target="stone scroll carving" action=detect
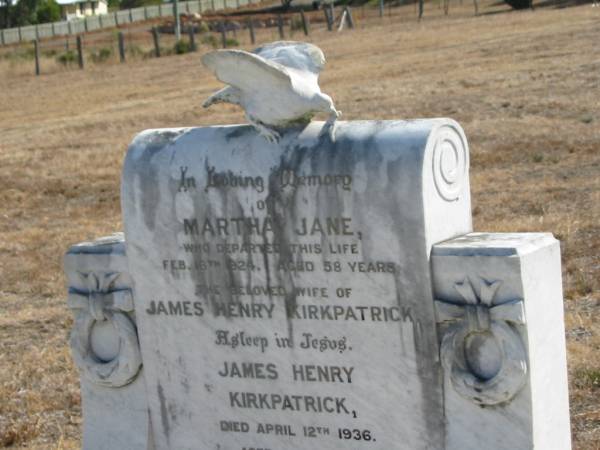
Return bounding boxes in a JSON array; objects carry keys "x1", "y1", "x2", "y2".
[
  {"x1": 432, "y1": 124, "x2": 469, "y2": 202},
  {"x1": 435, "y1": 277, "x2": 528, "y2": 406},
  {"x1": 68, "y1": 271, "x2": 142, "y2": 388}
]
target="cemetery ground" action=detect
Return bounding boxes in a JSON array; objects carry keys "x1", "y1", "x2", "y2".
[{"x1": 0, "y1": 0, "x2": 598, "y2": 448}]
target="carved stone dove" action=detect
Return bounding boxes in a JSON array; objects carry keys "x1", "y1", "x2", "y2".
[{"x1": 201, "y1": 41, "x2": 341, "y2": 142}]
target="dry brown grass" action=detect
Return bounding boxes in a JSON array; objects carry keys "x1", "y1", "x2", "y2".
[{"x1": 0, "y1": 1, "x2": 598, "y2": 448}]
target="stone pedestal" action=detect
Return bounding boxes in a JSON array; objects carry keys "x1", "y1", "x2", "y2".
[
  {"x1": 64, "y1": 234, "x2": 151, "y2": 450},
  {"x1": 432, "y1": 233, "x2": 571, "y2": 450}
]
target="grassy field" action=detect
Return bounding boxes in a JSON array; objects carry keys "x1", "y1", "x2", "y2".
[{"x1": 0, "y1": 1, "x2": 599, "y2": 448}]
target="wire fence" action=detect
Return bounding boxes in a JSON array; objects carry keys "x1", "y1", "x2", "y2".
[
  {"x1": 0, "y1": 0, "x2": 507, "y2": 77},
  {"x1": 0, "y1": 0, "x2": 260, "y2": 46}
]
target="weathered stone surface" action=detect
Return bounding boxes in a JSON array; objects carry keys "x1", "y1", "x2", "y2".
[
  {"x1": 432, "y1": 233, "x2": 571, "y2": 450},
  {"x1": 121, "y1": 120, "x2": 472, "y2": 449},
  {"x1": 64, "y1": 235, "x2": 151, "y2": 450}
]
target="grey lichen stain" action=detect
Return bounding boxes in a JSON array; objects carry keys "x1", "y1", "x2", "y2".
[
  {"x1": 150, "y1": 121, "x2": 444, "y2": 445},
  {"x1": 224, "y1": 125, "x2": 254, "y2": 140},
  {"x1": 157, "y1": 383, "x2": 170, "y2": 441},
  {"x1": 257, "y1": 123, "x2": 402, "y2": 339},
  {"x1": 136, "y1": 129, "x2": 188, "y2": 232},
  {"x1": 179, "y1": 158, "x2": 248, "y2": 316},
  {"x1": 177, "y1": 355, "x2": 191, "y2": 394}
]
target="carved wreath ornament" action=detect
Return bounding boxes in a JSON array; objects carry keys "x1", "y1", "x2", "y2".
[
  {"x1": 435, "y1": 277, "x2": 527, "y2": 406},
  {"x1": 68, "y1": 272, "x2": 142, "y2": 387}
]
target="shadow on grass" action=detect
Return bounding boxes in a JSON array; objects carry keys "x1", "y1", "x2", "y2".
[
  {"x1": 532, "y1": 0, "x2": 594, "y2": 8},
  {"x1": 486, "y1": 0, "x2": 593, "y2": 11}
]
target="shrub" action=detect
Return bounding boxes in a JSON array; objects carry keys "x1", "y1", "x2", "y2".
[
  {"x1": 290, "y1": 17, "x2": 304, "y2": 31},
  {"x1": 197, "y1": 22, "x2": 209, "y2": 33},
  {"x1": 127, "y1": 44, "x2": 145, "y2": 58},
  {"x1": 3, "y1": 47, "x2": 35, "y2": 61},
  {"x1": 56, "y1": 50, "x2": 76, "y2": 65},
  {"x1": 89, "y1": 47, "x2": 112, "y2": 63},
  {"x1": 174, "y1": 40, "x2": 192, "y2": 55},
  {"x1": 201, "y1": 34, "x2": 219, "y2": 49},
  {"x1": 225, "y1": 37, "x2": 239, "y2": 47}
]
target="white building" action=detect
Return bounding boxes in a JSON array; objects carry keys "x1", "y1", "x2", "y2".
[{"x1": 56, "y1": 0, "x2": 108, "y2": 21}]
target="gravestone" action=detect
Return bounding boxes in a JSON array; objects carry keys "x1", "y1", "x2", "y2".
[{"x1": 64, "y1": 42, "x2": 571, "y2": 450}]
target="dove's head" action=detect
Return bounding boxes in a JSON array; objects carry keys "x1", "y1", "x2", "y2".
[
  {"x1": 313, "y1": 93, "x2": 341, "y2": 123},
  {"x1": 314, "y1": 92, "x2": 333, "y2": 109},
  {"x1": 313, "y1": 92, "x2": 339, "y2": 116}
]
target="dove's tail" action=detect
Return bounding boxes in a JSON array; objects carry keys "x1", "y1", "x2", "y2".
[{"x1": 203, "y1": 86, "x2": 241, "y2": 108}]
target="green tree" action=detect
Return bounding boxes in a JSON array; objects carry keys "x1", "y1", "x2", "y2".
[
  {"x1": 120, "y1": 0, "x2": 160, "y2": 8},
  {"x1": 36, "y1": 0, "x2": 60, "y2": 23}
]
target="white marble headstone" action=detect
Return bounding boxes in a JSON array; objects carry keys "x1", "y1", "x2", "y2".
[{"x1": 121, "y1": 120, "x2": 472, "y2": 449}]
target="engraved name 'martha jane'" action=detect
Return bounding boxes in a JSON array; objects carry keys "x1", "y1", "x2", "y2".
[{"x1": 183, "y1": 216, "x2": 354, "y2": 237}]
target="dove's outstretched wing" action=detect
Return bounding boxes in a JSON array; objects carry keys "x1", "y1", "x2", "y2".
[
  {"x1": 253, "y1": 41, "x2": 325, "y2": 75},
  {"x1": 202, "y1": 50, "x2": 292, "y2": 93}
]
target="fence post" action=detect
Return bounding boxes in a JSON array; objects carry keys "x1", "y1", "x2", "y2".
[
  {"x1": 129, "y1": 8, "x2": 133, "y2": 22},
  {"x1": 51, "y1": 22, "x2": 56, "y2": 36},
  {"x1": 35, "y1": 24, "x2": 39, "y2": 40},
  {"x1": 144, "y1": 6, "x2": 148, "y2": 20},
  {"x1": 84, "y1": 17, "x2": 88, "y2": 32},
  {"x1": 99, "y1": 14, "x2": 103, "y2": 28},
  {"x1": 220, "y1": 21, "x2": 227, "y2": 48},
  {"x1": 473, "y1": 0, "x2": 478, "y2": 14},
  {"x1": 248, "y1": 19, "x2": 255, "y2": 44},
  {"x1": 76, "y1": 35, "x2": 84, "y2": 69},
  {"x1": 188, "y1": 26, "x2": 196, "y2": 51},
  {"x1": 344, "y1": 6, "x2": 354, "y2": 28},
  {"x1": 18, "y1": 26, "x2": 22, "y2": 42},
  {"x1": 174, "y1": 0, "x2": 181, "y2": 41},
  {"x1": 114, "y1": 11, "x2": 119, "y2": 26},
  {"x1": 418, "y1": 0, "x2": 424, "y2": 19},
  {"x1": 300, "y1": 10, "x2": 309, "y2": 35},
  {"x1": 0, "y1": 30, "x2": 4, "y2": 46},
  {"x1": 118, "y1": 31, "x2": 126, "y2": 62},
  {"x1": 34, "y1": 39, "x2": 40, "y2": 75},
  {"x1": 211, "y1": 0, "x2": 215, "y2": 10},
  {"x1": 324, "y1": 8, "x2": 332, "y2": 31},
  {"x1": 198, "y1": 0, "x2": 202, "y2": 12},
  {"x1": 277, "y1": 14, "x2": 284, "y2": 39},
  {"x1": 152, "y1": 27, "x2": 160, "y2": 57},
  {"x1": 379, "y1": 0, "x2": 384, "y2": 17}
]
